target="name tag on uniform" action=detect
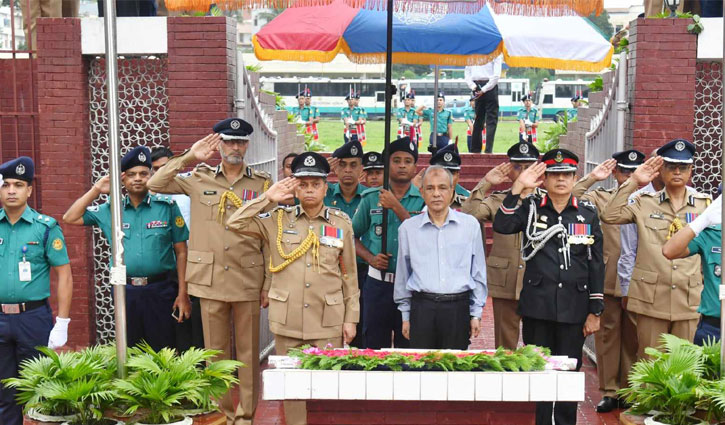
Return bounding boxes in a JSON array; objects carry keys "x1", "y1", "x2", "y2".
[
  {"x1": 19, "y1": 261, "x2": 31, "y2": 282},
  {"x1": 712, "y1": 247, "x2": 722, "y2": 254},
  {"x1": 204, "y1": 190, "x2": 217, "y2": 195},
  {"x1": 122, "y1": 223, "x2": 130, "y2": 229},
  {"x1": 146, "y1": 221, "x2": 168, "y2": 229},
  {"x1": 650, "y1": 213, "x2": 665, "y2": 220},
  {"x1": 283, "y1": 230, "x2": 298, "y2": 235},
  {"x1": 371, "y1": 208, "x2": 383, "y2": 215}
]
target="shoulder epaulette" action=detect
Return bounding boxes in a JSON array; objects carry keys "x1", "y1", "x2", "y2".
[
  {"x1": 596, "y1": 187, "x2": 615, "y2": 193},
  {"x1": 361, "y1": 187, "x2": 381, "y2": 197},
  {"x1": 640, "y1": 191, "x2": 657, "y2": 197},
  {"x1": 258, "y1": 205, "x2": 291, "y2": 219},
  {"x1": 326, "y1": 207, "x2": 352, "y2": 224},
  {"x1": 34, "y1": 213, "x2": 57, "y2": 227},
  {"x1": 152, "y1": 194, "x2": 175, "y2": 205},
  {"x1": 491, "y1": 189, "x2": 510, "y2": 195},
  {"x1": 579, "y1": 199, "x2": 597, "y2": 210},
  {"x1": 194, "y1": 162, "x2": 215, "y2": 172}
]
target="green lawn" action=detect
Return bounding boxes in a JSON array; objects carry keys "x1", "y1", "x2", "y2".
[{"x1": 313, "y1": 119, "x2": 555, "y2": 154}]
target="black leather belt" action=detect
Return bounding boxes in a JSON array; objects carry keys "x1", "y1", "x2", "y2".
[
  {"x1": 701, "y1": 314, "x2": 721, "y2": 328},
  {"x1": 474, "y1": 79, "x2": 490, "y2": 85},
  {"x1": 126, "y1": 272, "x2": 172, "y2": 286},
  {"x1": 412, "y1": 291, "x2": 471, "y2": 302},
  {"x1": 0, "y1": 299, "x2": 48, "y2": 315}
]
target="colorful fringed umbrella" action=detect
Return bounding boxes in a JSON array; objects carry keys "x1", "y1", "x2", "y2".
[
  {"x1": 252, "y1": 2, "x2": 612, "y2": 71},
  {"x1": 253, "y1": 1, "x2": 504, "y2": 67}
]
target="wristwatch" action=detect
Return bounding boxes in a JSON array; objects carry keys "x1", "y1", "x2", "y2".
[{"x1": 593, "y1": 311, "x2": 603, "y2": 317}]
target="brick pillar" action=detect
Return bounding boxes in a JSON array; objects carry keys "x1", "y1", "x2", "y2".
[
  {"x1": 36, "y1": 18, "x2": 94, "y2": 349},
  {"x1": 627, "y1": 17, "x2": 697, "y2": 155},
  {"x1": 167, "y1": 17, "x2": 237, "y2": 153}
]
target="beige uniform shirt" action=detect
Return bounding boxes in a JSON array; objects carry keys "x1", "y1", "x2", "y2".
[
  {"x1": 576, "y1": 176, "x2": 623, "y2": 297},
  {"x1": 227, "y1": 195, "x2": 360, "y2": 340},
  {"x1": 462, "y1": 178, "x2": 590, "y2": 300},
  {"x1": 601, "y1": 178, "x2": 710, "y2": 321},
  {"x1": 147, "y1": 150, "x2": 272, "y2": 302}
]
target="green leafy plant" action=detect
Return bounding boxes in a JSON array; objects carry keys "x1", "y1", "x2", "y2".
[
  {"x1": 687, "y1": 15, "x2": 704, "y2": 35},
  {"x1": 614, "y1": 37, "x2": 629, "y2": 54},
  {"x1": 651, "y1": 11, "x2": 694, "y2": 19},
  {"x1": 537, "y1": 113, "x2": 571, "y2": 153},
  {"x1": 3, "y1": 345, "x2": 117, "y2": 425},
  {"x1": 618, "y1": 334, "x2": 718, "y2": 425},
  {"x1": 589, "y1": 76, "x2": 603, "y2": 93},
  {"x1": 288, "y1": 344, "x2": 550, "y2": 372},
  {"x1": 245, "y1": 64, "x2": 263, "y2": 73},
  {"x1": 113, "y1": 344, "x2": 242, "y2": 424}
]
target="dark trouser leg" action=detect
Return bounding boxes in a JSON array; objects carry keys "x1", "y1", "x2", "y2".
[
  {"x1": 466, "y1": 135, "x2": 472, "y2": 152},
  {"x1": 141, "y1": 280, "x2": 177, "y2": 352},
  {"x1": 125, "y1": 284, "x2": 144, "y2": 348},
  {"x1": 0, "y1": 305, "x2": 53, "y2": 425},
  {"x1": 694, "y1": 317, "x2": 721, "y2": 345},
  {"x1": 350, "y1": 263, "x2": 368, "y2": 348},
  {"x1": 409, "y1": 297, "x2": 437, "y2": 349},
  {"x1": 522, "y1": 317, "x2": 583, "y2": 425},
  {"x1": 363, "y1": 276, "x2": 408, "y2": 349},
  {"x1": 436, "y1": 298, "x2": 471, "y2": 350},
  {"x1": 176, "y1": 295, "x2": 205, "y2": 352},
  {"x1": 483, "y1": 86, "x2": 499, "y2": 153},
  {"x1": 471, "y1": 95, "x2": 487, "y2": 153}
]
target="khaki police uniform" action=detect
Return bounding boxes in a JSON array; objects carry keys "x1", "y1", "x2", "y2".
[
  {"x1": 601, "y1": 178, "x2": 709, "y2": 358},
  {"x1": 147, "y1": 151, "x2": 271, "y2": 425},
  {"x1": 576, "y1": 175, "x2": 638, "y2": 397},
  {"x1": 227, "y1": 194, "x2": 359, "y2": 425}
]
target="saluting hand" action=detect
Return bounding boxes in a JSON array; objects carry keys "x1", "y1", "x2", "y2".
[
  {"x1": 589, "y1": 159, "x2": 617, "y2": 181},
  {"x1": 512, "y1": 162, "x2": 546, "y2": 193},
  {"x1": 327, "y1": 156, "x2": 340, "y2": 173},
  {"x1": 484, "y1": 162, "x2": 512, "y2": 186},
  {"x1": 411, "y1": 168, "x2": 425, "y2": 189},
  {"x1": 93, "y1": 175, "x2": 111, "y2": 195},
  {"x1": 190, "y1": 133, "x2": 222, "y2": 163},
  {"x1": 632, "y1": 156, "x2": 664, "y2": 186},
  {"x1": 265, "y1": 177, "x2": 299, "y2": 203}
]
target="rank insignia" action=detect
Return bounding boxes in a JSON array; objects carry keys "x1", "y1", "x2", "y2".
[
  {"x1": 52, "y1": 238, "x2": 63, "y2": 251},
  {"x1": 715, "y1": 265, "x2": 722, "y2": 278},
  {"x1": 576, "y1": 215, "x2": 585, "y2": 222},
  {"x1": 175, "y1": 216, "x2": 185, "y2": 228}
]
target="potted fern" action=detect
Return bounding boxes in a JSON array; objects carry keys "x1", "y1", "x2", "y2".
[
  {"x1": 3, "y1": 345, "x2": 119, "y2": 425},
  {"x1": 619, "y1": 334, "x2": 710, "y2": 425},
  {"x1": 113, "y1": 343, "x2": 242, "y2": 425}
]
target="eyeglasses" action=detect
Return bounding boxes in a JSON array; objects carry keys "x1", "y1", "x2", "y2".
[{"x1": 663, "y1": 163, "x2": 691, "y2": 172}]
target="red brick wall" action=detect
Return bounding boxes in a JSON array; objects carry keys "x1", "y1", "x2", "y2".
[
  {"x1": 36, "y1": 18, "x2": 95, "y2": 349},
  {"x1": 627, "y1": 18, "x2": 697, "y2": 155},
  {"x1": 167, "y1": 17, "x2": 237, "y2": 154},
  {"x1": 306, "y1": 400, "x2": 536, "y2": 425}
]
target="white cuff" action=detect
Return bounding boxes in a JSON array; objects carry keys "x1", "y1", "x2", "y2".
[{"x1": 689, "y1": 214, "x2": 712, "y2": 236}]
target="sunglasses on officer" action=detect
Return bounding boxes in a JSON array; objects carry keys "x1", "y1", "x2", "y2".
[{"x1": 662, "y1": 163, "x2": 692, "y2": 173}]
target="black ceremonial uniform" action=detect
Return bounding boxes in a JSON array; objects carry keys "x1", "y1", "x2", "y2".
[{"x1": 492, "y1": 149, "x2": 604, "y2": 425}]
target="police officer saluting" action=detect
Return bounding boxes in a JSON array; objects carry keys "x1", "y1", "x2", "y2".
[
  {"x1": 461, "y1": 141, "x2": 540, "y2": 350},
  {"x1": 147, "y1": 118, "x2": 272, "y2": 425},
  {"x1": 494, "y1": 149, "x2": 603, "y2": 425},
  {"x1": 0, "y1": 157, "x2": 73, "y2": 425},
  {"x1": 601, "y1": 139, "x2": 710, "y2": 358},
  {"x1": 362, "y1": 152, "x2": 384, "y2": 188},
  {"x1": 226, "y1": 152, "x2": 359, "y2": 425},
  {"x1": 64, "y1": 146, "x2": 190, "y2": 351}
]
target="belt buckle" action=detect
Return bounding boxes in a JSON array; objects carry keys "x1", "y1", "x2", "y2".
[
  {"x1": 1, "y1": 304, "x2": 21, "y2": 314},
  {"x1": 131, "y1": 277, "x2": 148, "y2": 287}
]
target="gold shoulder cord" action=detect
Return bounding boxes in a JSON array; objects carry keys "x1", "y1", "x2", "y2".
[
  {"x1": 667, "y1": 217, "x2": 683, "y2": 240},
  {"x1": 269, "y1": 209, "x2": 319, "y2": 273},
  {"x1": 263, "y1": 179, "x2": 270, "y2": 192},
  {"x1": 218, "y1": 191, "x2": 243, "y2": 222}
]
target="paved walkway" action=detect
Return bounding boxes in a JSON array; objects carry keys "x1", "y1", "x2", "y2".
[{"x1": 252, "y1": 297, "x2": 624, "y2": 425}]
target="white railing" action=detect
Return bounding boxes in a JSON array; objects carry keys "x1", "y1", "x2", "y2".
[
  {"x1": 234, "y1": 50, "x2": 278, "y2": 360},
  {"x1": 584, "y1": 51, "x2": 627, "y2": 187}
]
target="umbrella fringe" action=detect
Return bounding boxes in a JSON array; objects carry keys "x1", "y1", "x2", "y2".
[
  {"x1": 339, "y1": 41, "x2": 505, "y2": 67},
  {"x1": 502, "y1": 44, "x2": 614, "y2": 72},
  {"x1": 170, "y1": 0, "x2": 602, "y2": 15}
]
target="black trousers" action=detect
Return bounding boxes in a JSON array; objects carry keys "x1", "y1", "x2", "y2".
[
  {"x1": 125, "y1": 278, "x2": 177, "y2": 351},
  {"x1": 522, "y1": 317, "x2": 585, "y2": 425},
  {"x1": 363, "y1": 276, "x2": 409, "y2": 349},
  {"x1": 175, "y1": 295, "x2": 205, "y2": 352},
  {"x1": 350, "y1": 263, "x2": 368, "y2": 348},
  {"x1": 471, "y1": 86, "x2": 499, "y2": 153},
  {"x1": 409, "y1": 294, "x2": 470, "y2": 350},
  {"x1": 98, "y1": 0, "x2": 157, "y2": 16}
]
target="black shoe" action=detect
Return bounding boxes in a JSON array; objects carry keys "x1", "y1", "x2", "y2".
[
  {"x1": 618, "y1": 398, "x2": 632, "y2": 409},
  {"x1": 596, "y1": 396, "x2": 619, "y2": 413}
]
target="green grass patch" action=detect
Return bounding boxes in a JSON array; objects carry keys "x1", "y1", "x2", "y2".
[{"x1": 311, "y1": 119, "x2": 555, "y2": 154}]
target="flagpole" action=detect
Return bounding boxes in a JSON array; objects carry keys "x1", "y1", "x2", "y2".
[
  {"x1": 380, "y1": 0, "x2": 393, "y2": 255},
  {"x1": 102, "y1": 0, "x2": 127, "y2": 377},
  {"x1": 719, "y1": 9, "x2": 724, "y2": 378}
]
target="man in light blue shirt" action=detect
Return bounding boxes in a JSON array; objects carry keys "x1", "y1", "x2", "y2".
[{"x1": 394, "y1": 165, "x2": 487, "y2": 349}]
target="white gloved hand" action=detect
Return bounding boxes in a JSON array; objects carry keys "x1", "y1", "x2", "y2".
[
  {"x1": 690, "y1": 194, "x2": 722, "y2": 236},
  {"x1": 47, "y1": 317, "x2": 70, "y2": 349}
]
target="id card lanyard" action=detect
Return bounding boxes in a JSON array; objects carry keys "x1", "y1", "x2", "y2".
[{"x1": 18, "y1": 245, "x2": 31, "y2": 282}]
